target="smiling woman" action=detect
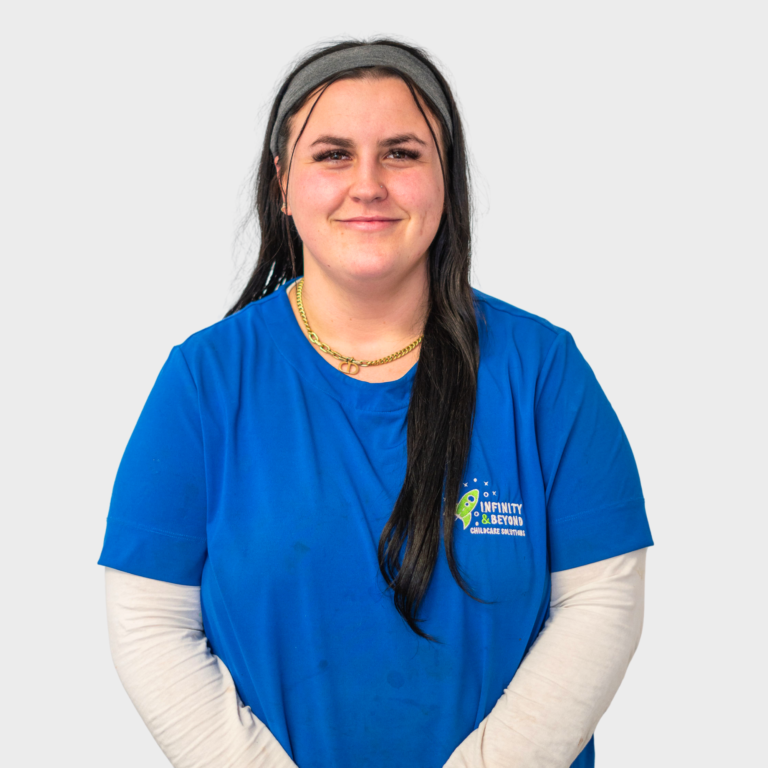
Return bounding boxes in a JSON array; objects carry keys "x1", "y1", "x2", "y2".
[{"x1": 97, "y1": 37, "x2": 654, "y2": 768}]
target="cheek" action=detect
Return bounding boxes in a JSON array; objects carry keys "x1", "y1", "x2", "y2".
[
  {"x1": 290, "y1": 171, "x2": 345, "y2": 217},
  {"x1": 394, "y1": 171, "x2": 444, "y2": 231}
]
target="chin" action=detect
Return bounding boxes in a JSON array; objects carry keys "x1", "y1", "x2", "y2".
[
  {"x1": 340, "y1": 251, "x2": 416, "y2": 284},
  {"x1": 306, "y1": 240, "x2": 414, "y2": 281}
]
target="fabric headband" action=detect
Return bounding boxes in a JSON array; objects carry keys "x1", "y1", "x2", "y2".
[{"x1": 269, "y1": 44, "x2": 453, "y2": 157}]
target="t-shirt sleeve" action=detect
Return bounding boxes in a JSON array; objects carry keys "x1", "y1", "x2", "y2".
[
  {"x1": 535, "y1": 331, "x2": 653, "y2": 572},
  {"x1": 97, "y1": 346, "x2": 208, "y2": 586}
]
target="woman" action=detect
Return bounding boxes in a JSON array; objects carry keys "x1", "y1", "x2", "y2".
[{"x1": 98, "y1": 38, "x2": 653, "y2": 768}]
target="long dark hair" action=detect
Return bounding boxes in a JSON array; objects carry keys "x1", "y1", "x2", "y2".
[{"x1": 227, "y1": 37, "x2": 481, "y2": 640}]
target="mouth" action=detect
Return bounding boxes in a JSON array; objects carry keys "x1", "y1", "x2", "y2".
[{"x1": 337, "y1": 216, "x2": 401, "y2": 232}]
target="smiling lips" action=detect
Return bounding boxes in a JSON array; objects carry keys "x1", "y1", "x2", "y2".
[{"x1": 337, "y1": 216, "x2": 401, "y2": 232}]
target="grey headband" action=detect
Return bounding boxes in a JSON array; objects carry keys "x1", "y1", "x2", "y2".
[{"x1": 269, "y1": 44, "x2": 453, "y2": 157}]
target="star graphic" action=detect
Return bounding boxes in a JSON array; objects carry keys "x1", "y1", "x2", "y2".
[
  {"x1": 473, "y1": 478, "x2": 477, "y2": 482},
  {"x1": 492, "y1": 491, "x2": 497, "y2": 496},
  {"x1": 463, "y1": 482, "x2": 468, "y2": 487},
  {"x1": 484, "y1": 481, "x2": 489, "y2": 486}
]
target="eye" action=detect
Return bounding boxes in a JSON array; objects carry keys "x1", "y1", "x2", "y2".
[
  {"x1": 314, "y1": 149, "x2": 351, "y2": 163},
  {"x1": 387, "y1": 148, "x2": 421, "y2": 161}
]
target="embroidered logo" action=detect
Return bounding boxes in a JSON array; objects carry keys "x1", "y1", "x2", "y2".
[
  {"x1": 454, "y1": 478, "x2": 526, "y2": 537},
  {"x1": 455, "y1": 489, "x2": 479, "y2": 530}
]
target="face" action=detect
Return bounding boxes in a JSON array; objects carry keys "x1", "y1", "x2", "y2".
[{"x1": 275, "y1": 76, "x2": 446, "y2": 287}]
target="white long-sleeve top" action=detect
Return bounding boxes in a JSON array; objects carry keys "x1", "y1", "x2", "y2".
[{"x1": 104, "y1": 547, "x2": 647, "y2": 767}]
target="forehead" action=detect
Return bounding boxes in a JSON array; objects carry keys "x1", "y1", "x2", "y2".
[{"x1": 289, "y1": 76, "x2": 442, "y2": 145}]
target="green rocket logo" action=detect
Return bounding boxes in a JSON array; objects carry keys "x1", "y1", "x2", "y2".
[{"x1": 455, "y1": 489, "x2": 479, "y2": 530}]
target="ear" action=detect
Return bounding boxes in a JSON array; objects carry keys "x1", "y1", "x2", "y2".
[{"x1": 273, "y1": 155, "x2": 291, "y2": 216}]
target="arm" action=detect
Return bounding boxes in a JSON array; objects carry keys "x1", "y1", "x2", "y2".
[
  {"x1": 444, "y1": 547, "x2": 648, "y2": 768},
  {"x1": 104, "y1": 566, "x2": 298, "y2": 768}
]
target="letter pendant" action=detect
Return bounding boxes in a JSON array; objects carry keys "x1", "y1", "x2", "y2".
[{"x1": 340, "y1": 359, "x2": 360, "y2": 375}]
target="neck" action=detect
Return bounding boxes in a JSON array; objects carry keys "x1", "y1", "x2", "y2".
[{"x1": 287, "y1": 255, "x2": 429, "y2": 366}]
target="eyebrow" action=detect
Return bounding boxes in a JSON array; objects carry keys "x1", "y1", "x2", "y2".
[{"x1": 308, "y1": 133, "x2": 428, "y2": 149}]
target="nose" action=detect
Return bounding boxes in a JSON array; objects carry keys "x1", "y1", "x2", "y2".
[{"x1": 348, "y1": 158, "x2": 387, "y2": 204}]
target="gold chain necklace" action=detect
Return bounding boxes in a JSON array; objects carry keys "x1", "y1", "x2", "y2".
[{"x1": 294, "y1": 277, "x2": 423, "y2": 376}]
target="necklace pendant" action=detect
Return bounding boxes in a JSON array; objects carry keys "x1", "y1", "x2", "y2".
[{"x1": 340, "y1": 359, "x2": 360, "y2": 375}]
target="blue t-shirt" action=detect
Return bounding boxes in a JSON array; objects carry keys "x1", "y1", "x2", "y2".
[{"x1": 98, "y1": 280, "x2": 653, "y2": 768}]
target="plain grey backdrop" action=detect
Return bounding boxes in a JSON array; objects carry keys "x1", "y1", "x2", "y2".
[{"x1": 2, "y1": 1, "x2": 765, "y2": 765}]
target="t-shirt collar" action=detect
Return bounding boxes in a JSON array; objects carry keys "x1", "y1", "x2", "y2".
[{"x1": 263, "y1": 277, "x2": 418, "y2": 413}]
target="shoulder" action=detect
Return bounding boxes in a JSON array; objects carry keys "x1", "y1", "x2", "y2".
[
  {"x1": 171, "y1": 290, "x2": 282, "y2": 376},
  {"x1": 472, "y1": 287, "x2": 569, "y2": 365}
]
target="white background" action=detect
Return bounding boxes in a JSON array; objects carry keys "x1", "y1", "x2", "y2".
[{"x1": 2, "y1": 1, "x2": 765, "y2": 765}]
